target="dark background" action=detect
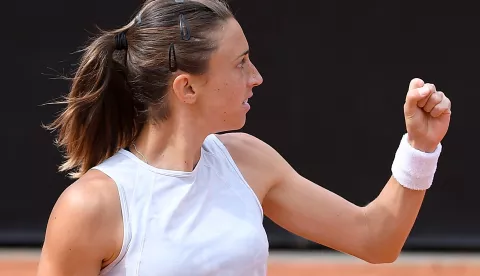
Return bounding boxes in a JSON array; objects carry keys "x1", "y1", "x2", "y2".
[{"x1": 1, "y1": 0, "x2": 478, "y2": 250}]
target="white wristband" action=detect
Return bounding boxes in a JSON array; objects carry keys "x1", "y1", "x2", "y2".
[{"x1": 391, "y1": 133, "x2": 442, "y2": 190}]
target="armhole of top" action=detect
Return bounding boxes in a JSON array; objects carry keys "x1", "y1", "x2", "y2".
[
  {"x1": 205, "y1": 134, "x2": 264, "y2": 219},
  {"x1": 91, "y1": 167, "x2": 132, "y2": 275}
]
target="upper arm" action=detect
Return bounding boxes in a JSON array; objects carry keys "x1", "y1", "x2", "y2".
[
  {"x1": 37, "y1": 170, "x2": 122, "y2": 276},
  {"x1": 219, "y1": 132, "x2": 372, "y2": 261}
]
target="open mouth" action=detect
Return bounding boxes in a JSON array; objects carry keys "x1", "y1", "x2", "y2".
[{"x1": 242, "y1": 99, "x2": 249, "y2": 104}]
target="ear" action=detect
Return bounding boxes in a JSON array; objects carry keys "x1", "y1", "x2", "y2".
[{"x1": 172, "y1": 73, "x2": 197, "y2": 104}]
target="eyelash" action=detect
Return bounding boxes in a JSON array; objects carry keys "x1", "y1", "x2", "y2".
[{"x1": 239, "y1": 57, "x2": 247, "y2": 68}]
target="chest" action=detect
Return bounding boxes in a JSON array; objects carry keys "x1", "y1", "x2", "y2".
[
  {"x1": 132, "y1": 164, "x2": 269, "y2": 276},
  {"x1": 137, "y1": 213, "x2": 269, "y2": 276}
]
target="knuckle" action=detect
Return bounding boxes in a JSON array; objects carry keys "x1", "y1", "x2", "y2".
[
  {"x1": 444, "y1": 97, "x2": 451, "y2": 105},
  {"x1": 433, "y1": 92, "x2": 443, "y2": 102},
  {"x1": 431, "y1": 106, "x2": 443, "y2": 116},
  {"x1": 440, "y1": 95, "x2": 451, "y2": 105}
]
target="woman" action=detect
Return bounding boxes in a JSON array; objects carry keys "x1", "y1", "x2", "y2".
[{"x1": 37, "y1": 0, "x2": 452, "y2": 275}]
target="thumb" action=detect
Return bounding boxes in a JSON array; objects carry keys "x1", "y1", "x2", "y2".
[
  {"x1": 404, "y1": 78, "x2": 430, "y2": 118},
  {"x1": 408, "y1": 77, "x2": 424, "y2": 91}
]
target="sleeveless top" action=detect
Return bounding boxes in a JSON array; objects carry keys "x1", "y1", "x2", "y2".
[{"x1": 92, "y1": 134, "x2": 269, "y2": 276}]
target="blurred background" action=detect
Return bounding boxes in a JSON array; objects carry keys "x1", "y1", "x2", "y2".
[{"x1": 1, "y1": 0, "x2": 480, "y2": 275}]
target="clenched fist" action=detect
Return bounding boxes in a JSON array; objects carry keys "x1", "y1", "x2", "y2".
[{"x1": 404, "y1": 78, "x2": 452, "y2": 153}]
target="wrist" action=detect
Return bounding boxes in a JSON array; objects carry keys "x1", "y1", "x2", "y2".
[
  {"x1": 391, "y1": 133, "x2": 442, "y2": 190},
  {"x1": 406, "y1": 135, "x2": 439, "y2": 153}
]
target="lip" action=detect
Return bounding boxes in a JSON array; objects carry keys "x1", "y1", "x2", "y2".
[
  {"x1": 242, "y1": 94, "x2": 252, "y2": 111},
  {"x1": 243, "y1": 94, "x2": 253, "y2": 102}
]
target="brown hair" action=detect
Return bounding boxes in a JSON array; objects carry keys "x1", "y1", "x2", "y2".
[{"x1": 45, "y1": 0, "x2": 233, "y2": 178}]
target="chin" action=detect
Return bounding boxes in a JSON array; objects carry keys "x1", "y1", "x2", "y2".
[
  {"x1": 233, "y1": 115, "x2": 247, "y2": 129},
  {"x1": 216, "y1": 117, "x2": 247, "y2": 133}
]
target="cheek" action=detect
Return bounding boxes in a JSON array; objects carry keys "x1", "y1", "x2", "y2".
[
  {"x1": 211, "y1": 81, "x2": 240, "y2": 105},
  {"x1": 222, "y1": 81, "x2": 245, "y2": 108},
  {"x1": 204, "y1": 86, "x2": 230, "y2": 114},
  {"x1": 204, "y1": 73, "x2": 246, "y2": 114}
]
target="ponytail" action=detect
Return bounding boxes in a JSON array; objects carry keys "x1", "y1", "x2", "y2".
[
  {"x1": 46, "y1": 0, "x2": 235, "y2": 179},
  {"x1": 45, "y1": 30, "x2": 139, "y2": 179}
]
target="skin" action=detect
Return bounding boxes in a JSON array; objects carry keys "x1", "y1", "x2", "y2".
[{"x1": 37, "y1": 17, "x2": 452, "y2": 276}]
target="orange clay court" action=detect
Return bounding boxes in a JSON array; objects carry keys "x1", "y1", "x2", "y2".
[{"x1": 2, "y1": 250, "x2": 480, "y2": 276}]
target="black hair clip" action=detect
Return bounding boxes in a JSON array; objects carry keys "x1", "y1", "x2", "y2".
[
  {"x1": 179, "y1": 14, "x2": 191, "y2": 41},
  {"x1": 115, "y1": 31, "x2": 128, "y2": 50},
  {"x1": 168, "y1": 43, "x2": 177, "y2": 72}
]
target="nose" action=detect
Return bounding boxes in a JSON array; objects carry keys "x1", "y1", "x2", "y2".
[{"x1": 249, "y1": 62, "x2": 263, "y2": 87}]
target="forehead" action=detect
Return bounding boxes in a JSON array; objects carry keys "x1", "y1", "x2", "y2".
[{"x1": 210, "y1": 18, "x2": 249, "y2": 64}]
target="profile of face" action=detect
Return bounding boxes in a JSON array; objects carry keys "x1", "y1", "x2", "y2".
[{"x1": 171, "y1": 18, "x2": 263, "y2": 133}]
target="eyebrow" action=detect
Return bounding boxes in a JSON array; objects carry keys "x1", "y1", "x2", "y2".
[{"x1": 234, "y1": 49, "x2": 249, "y2": 61}]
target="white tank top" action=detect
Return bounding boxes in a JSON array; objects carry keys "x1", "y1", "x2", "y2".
[{"x1": 92, "y1": 134, "x2": 269, "y2": 276}]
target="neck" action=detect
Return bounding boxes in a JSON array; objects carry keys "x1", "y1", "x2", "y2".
[{"x1": 131, "y1": 115, "x2": 210, "y2": 172}]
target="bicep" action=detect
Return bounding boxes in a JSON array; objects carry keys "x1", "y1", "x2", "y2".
[
  {"x1": 263, "y1": 168, "x2": 371, "y2": 260},
  {"x1": 37, "y1": 181, "x2": 113, "y2": 276}
]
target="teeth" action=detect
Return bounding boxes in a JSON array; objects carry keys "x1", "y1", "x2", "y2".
[{"x1": 243, "y1": 99, "x2": 248, "y2": 104}]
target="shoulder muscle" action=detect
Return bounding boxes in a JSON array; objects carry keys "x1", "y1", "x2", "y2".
[
  {"x1": 216, "y1": 132, "x2": 293, "y2": 192},
  {"x1": 37, "y1": 169, "x2": 122, "y2": 276}
]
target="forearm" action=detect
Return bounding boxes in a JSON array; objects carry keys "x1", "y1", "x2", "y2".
[
  {"x1": 361, "y1": 134, "x2": 442, "y2": 262},
  {"x1": 362, "y1": 176, "x2": 426, "y2": 262}
]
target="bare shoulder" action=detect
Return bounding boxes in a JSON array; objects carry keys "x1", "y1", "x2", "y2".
[
  {"x1": 215, "y1": 132, "x2": 294, "y2": 198},
  {"x1": 216, "y1": 132, "x2": 284, "y2": 167},
  {"x1": 37, "y1": 169, "x2": 123, "y2": 275},
  {"x1": 216, "y1": 132, "x2": 269, "y2": 153},
  {"x1": 50, "y1": 169, "x2": 120, "y2": 230}
]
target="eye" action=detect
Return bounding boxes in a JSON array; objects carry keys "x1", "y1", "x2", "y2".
[{"x1": 238, "y1": 56, "x2": 247, "y2": 68}]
